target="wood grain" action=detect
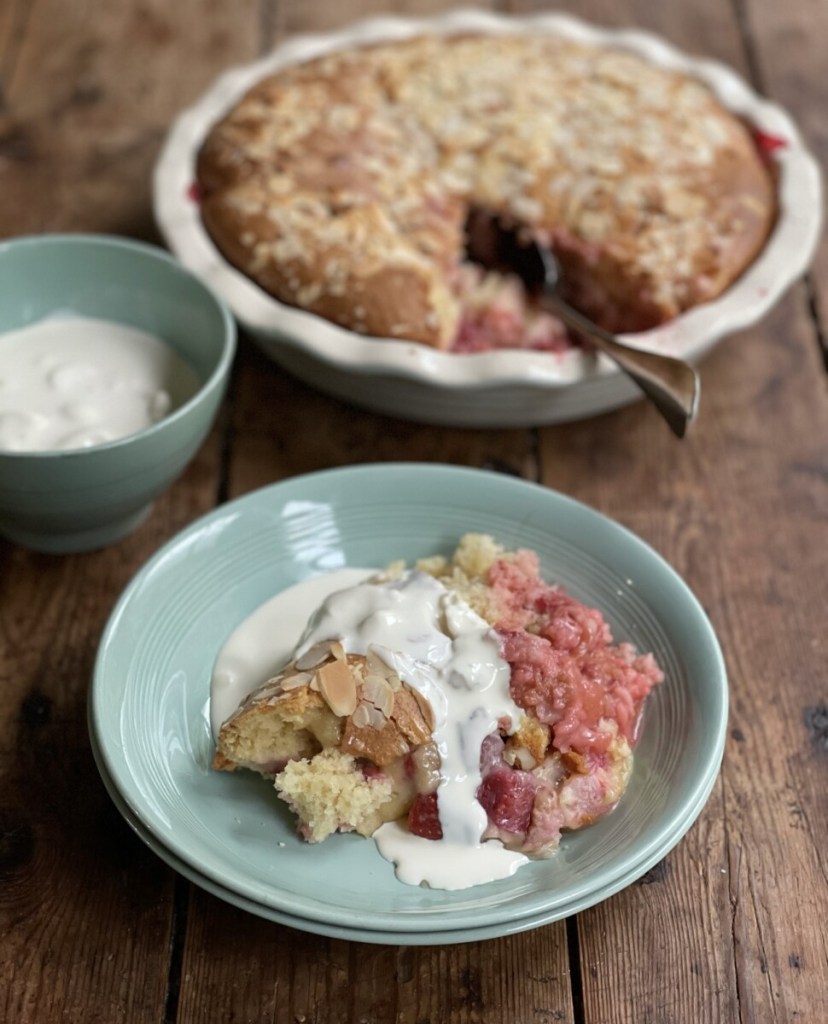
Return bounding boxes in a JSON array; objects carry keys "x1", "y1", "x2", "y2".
[
  {"x1": 0, "y1": 0, "x2": 260, "y2": 238},
  {"x1": 0, "y1": 1, "x2": 255, "y2": 1023},
  {"x1": 1, "y1": 0, "x2": 826, "y2": 1021},
  {"x1": 524, "y1": 0, "x2": 828, "y2": 1021},
  {"x1": 179, "y1": 889, "x2": 574, "y2": 1024},
  {"x1": 223, "y1": 337, "x2": 538, "y2": 496},
  {"x1": 741, "y1": 0, "x2": 828, "y2": 367},
  {"x1": 173, "y1": 2, "x2": 572, "y2": 1021}
]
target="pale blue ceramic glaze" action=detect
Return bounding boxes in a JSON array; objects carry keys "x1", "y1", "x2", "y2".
[
  {"x1": 90, "y1": 464, "x2": 728, "y2": 941},
  {"x1": 0, "y1": 234, "x2": 235, "y2": 552}
]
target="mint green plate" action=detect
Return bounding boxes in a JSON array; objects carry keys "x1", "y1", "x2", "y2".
[
  {"x1": 88, "y1": 721, "x2": 703, "y2": 945},
  {"x1": 90, "y1": 464, "x2": 727, "y2": 939}
]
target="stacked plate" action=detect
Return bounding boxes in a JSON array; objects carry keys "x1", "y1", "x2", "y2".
[{"x1": 89, "y1": 465, "x2": 727, "y2": 944}]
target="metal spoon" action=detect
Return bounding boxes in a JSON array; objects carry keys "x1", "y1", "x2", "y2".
[{"x1": 487, "y1": 224, "x2": 701, "y2": 438}]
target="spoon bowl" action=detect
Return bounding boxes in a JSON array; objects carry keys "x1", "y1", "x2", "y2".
[{"x1": 471, "y1": 216, "x2": 701, "y2": 438}]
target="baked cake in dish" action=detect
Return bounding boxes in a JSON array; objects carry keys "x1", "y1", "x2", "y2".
[
  {"x1": 213, "y1": 535, "x2": 663, "y2": 866},
  {"x1": 196, "y1": 33, "x2": 776, "y2": 353}
]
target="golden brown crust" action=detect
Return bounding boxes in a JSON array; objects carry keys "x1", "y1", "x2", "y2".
[
  {"x1": 197, "y1": 33, "x2": 775, "y2": 345},
  {"x1": 211, "y1": 678, "x2": 333, "y2": 774},
  {"x1": 200, "y1": 186, "x2": 463, "y2": 347},
  {"x1": 213, "y1": 647, "x2": 437, "y2": 773}
]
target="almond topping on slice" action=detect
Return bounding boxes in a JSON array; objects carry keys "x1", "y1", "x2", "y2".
[
  {"x1": 389, "y1": 687, "x2": 433, "y2": 746},
  {"x1": 366, "y1": 648, "x2": 390, "y2": 677},
  {"x1": 362, "y1": 674, "x2": 395, "y2": 718},
  {"x1": 252, "y1": 681, "x2": 283, "y2": 701},
  {"x1": 350, "y1": 701, "x2": 381, "y2": 730},
  {"x1": 365, "y1": 704, "x2": 387, "y2": 729},
  {"x1": 411, "y1": 689, "x2": 436, "y2": 734},
  {"x1": 365, "y1": 648, "x2": 401, "y2": 688},
  {"x1": 279, "y1": 671, "x2": 312, "y2": 691},
  {"x1": 295, "y1": 642, "x2": 334, "y2": 672},
  {"x1": 329, "y1": 640, "x2": 346, "y2": 662},
  {"x1": 352, "y1": 701, "x2": 372, "y2": 729},
  {"x1": 316, "y1": 658, "x2": 358, "y2": 717}
]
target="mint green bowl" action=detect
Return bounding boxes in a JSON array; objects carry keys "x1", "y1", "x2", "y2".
[{"x1": 0, "y1": 234, "x2": 235, "y2": 553}]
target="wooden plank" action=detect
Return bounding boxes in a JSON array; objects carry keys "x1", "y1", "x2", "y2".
[
  {"x1": 0, "y1": 0, "x2": 260, "y2": 239},
  {"x1": 224, "y1": 338, "x2": 537, "y2": 496},
  {"x1": 505, "y1": 0, "x2": 752, "y2": 69},
  {"x1": 740, "y1": 0, "x2": 828, "y2": 367},
  {"x1": 274, "y1": 0, "x2": 463, "y2": 38},
  {"x1": 0, "y1": 1, "x2": 257, "y2": 1022},
  {"x1": 172, "y1": 4, "x2": 571, "y2": 1024},
  {"x1": 514, "y1": 0, "x2": 828, "y2": 1020},
  {"x1": 695, "y1": 298, "x2": 828, "y2": 1021},
  {"x1": 0, "y1": 434, "x2": 227, "y2": 1024},
  {"x1": 538, "y1": 243, "x2": 828, "y2": 1017},
  {"x1": 557, "y1": 292, "x2": 828, "y2": 1021},
  {"x1": 0, "y1": 549, "x2": 173, "y2": 1024},
  {"x1": 179, "y1": 888, "x2": 573, "y2": 1024}
]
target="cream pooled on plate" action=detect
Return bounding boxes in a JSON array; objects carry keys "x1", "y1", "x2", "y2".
[{"x1": 211, "y1": 534, "x2": 664, "y2": 890}]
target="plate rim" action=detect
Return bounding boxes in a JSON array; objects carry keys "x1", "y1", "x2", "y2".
[
  {"x1": 89, "y1": 463, "x2": 729, "y2": 933},
  {"x1": 88, "y1": 716, "x2": 721, "y2": 945}
]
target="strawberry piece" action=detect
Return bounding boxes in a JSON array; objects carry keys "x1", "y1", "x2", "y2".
[
  {"x1": 408, "y1": 792, "x2": 443, "y2": 840},
  {"x1": 477, "y1": 767, "x2": 537, "y2": 835},
  {"x1": 753, "y1": 130, "x2": 787, "y2": 156}
]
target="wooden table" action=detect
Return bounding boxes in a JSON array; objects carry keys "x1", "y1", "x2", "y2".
[{"x1": 2, "y1": 1, "x2": 826, "y2": 1021}]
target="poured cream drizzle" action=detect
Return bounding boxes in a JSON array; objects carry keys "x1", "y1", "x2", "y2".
[
  {"x1": 212, "y1": 570, "x2": 529, "y2": 889},
  {"x1": 210, "y1": 569, "x2": 371, "y2": 736}
]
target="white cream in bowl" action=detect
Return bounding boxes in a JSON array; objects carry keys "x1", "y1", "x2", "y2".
[{"x1": 0, "y1": 314, "x2": 201, "y2": 452}]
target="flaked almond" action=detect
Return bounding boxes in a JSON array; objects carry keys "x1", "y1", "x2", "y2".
[
  {"x1": 365, "y1": 649, "x2": 402, "y2": 690},
  {"x1": 377, "y1": 688, "x2": 395, "y2": 719},
  {"x1": 411, "y1": 688, "x2": 436, "y2": 734},
  {"x1": 329, "y1": 640, "x2": 346, "y2": 662},
  {"x1": 362, "y1": 673, "x2": 387, "y2": 698},
  {"x1": 362, "y1": 674, "x2": 395, "y2": 718},
  {"x1": 317, "y1": 658, "x2": 358, "y2": 717},
  {"x1": 352, "y1": 701, "x2": 372, "y2": 729},
  {"x1": 279, "y1": 671, "x2": 312, "y2": 691},
  {"x1": 364, "y1": 703, "x2": 387, "y2": 729},
  {"x1": 366, "y1": 648, "x2": 391, "y2": 678},
  {"x1": 295, "y1": 642, "x2": 334, "y2": 671},
  {"x1": 390, "y1": 687, "x2": 433, "y2": 746},
  {"x1": 251, "y1": 681, "x2": 283, "y2": 701},
  {"x1": 264, "y1": 693, "x2": 292, "y2": 705}
]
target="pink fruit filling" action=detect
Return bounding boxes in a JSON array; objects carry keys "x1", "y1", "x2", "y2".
[
  {"x1": 452, "y1": 264, "x2": 572, "y2": 354},
  {"x1": 408, "y1": 548, "x2": 663, "y2": 855}
]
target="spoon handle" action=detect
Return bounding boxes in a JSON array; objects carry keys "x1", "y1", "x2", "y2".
[{"x1": 540, "y1": 294, "x2": 701, "y2": 438}]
